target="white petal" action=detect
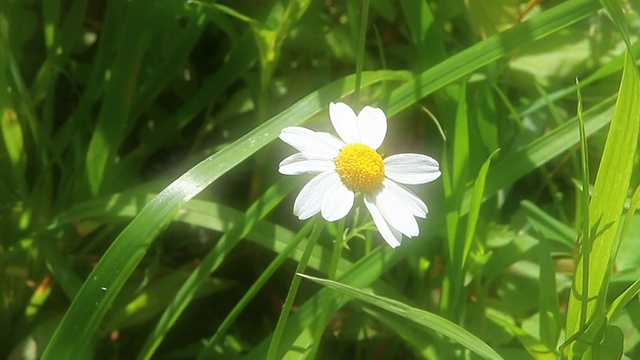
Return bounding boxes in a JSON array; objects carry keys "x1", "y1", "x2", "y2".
[
  {"x1": 384, "y1": 153, "x2": 441, "y2": 184},
  {"x1": 382, "y1": 179, "x2": 428, "y2": 218},
  {"x1": 280, "y1": 126, "x2": 344, "y2": 159},
  {"x1": 357, "y1": 106, "x2": 387, "y2": 150},
  {"x1": 330, "y1": 102, "x2": 359, "y2": 144},
  {"x1": 364, "y1": 194, "x2": 403, "y2": 248},
  {"x1": 374, "y1": 186, "x2": 420, "y2": 237},
  {"x1": 293, "y1": 171, "x2": 339, "y2": 220},
  {"x1": 279, "y1": 156, "x2": 334, "y2": 175},
  {"x1": 321, "y1": 179, "x2": 354, "y2": 221},
  {"x1": 279, "y1": 153, "x2": 334, "y2": 175}
]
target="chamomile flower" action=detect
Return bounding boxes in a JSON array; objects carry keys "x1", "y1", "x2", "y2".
[{"x1": 278, "y1": 102, "x2": 441, "y2": 248}]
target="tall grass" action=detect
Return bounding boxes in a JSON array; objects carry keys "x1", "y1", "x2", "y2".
[{"x1": 1, "y1": 0, "x2": 639, "y2": 359}]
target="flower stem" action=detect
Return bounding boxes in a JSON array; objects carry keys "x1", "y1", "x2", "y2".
[{"x1": 267, "y1": 216, "x2": 323, "y2": 360}]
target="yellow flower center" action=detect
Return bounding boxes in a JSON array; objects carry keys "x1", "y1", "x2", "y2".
[{"x1": 334, "y1": 143, "x2": 385, "y2": 192}]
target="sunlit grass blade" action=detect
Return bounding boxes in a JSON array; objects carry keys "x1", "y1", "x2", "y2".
[
  {"x1": 298, "y1": 274, "x2": 504, "y2": 360},
  {"x1": 564, "y1": 51, "x2": 640, "y2": 357},
  {"x1": 41, "y1": 70, "x2": 405, "y2": 359}
]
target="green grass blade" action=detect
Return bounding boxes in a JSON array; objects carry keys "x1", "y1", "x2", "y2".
[
  {"x1": 41, "y1": 70, "x2": 405, "y2": 359},
  {"x1": 576, "y1": 76, "x2": 592, "y2": 329},
  {"x1": 31, "y1": 0, "x2": 88, "y2": 103},
  {"x1": 85, "y1": 0, "x2": 156, "y2": 194},
  {"x1": 352, "y1": 0, "x2": 369, "y2": 107},
  {"x1": 564, "y1": 51, "x2": 640, "y2": 356},
  {"x1": 441, "y1": 84, "x2": 469, "y2": 318},
  {"x1": 464, "y1": 149, "x2": 500, "y2": 269},
  {"x1": 299, "y1": 274, "x2": 504, "y2": 360}
]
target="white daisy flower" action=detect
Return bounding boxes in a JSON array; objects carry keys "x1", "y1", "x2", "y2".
[{"x1": 278, "y1": 102, "x2": 441, "y2": 248}]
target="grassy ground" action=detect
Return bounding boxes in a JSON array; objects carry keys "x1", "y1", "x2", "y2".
[{"x1": 1, "y1": 0, "x2": 640, "y2": 359}]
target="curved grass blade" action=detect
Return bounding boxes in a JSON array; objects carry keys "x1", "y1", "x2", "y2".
[{"x1": 299, "y1": 274, "x2": 503, "y2": 360}]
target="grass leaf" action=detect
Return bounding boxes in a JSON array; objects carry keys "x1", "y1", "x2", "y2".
[
  {"x1": 564, "y1": 51, "x2": 640, "y2": 356},
  {"x1": 299, "y1": 274, "x2": 504, "y2": 360}
]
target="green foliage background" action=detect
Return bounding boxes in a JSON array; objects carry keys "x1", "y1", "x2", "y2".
[{"x1": 1, "y1": 0, "x2": 640, "y2": 359}]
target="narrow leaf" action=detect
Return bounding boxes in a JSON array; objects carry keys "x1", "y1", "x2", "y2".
[{"x1": 299, "y1": 274, "x2": 504, "y2": 360}]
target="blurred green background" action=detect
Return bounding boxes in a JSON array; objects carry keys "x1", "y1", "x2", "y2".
[{"x1": 1, "y1": 0, "x2": 640, "y2": 359}]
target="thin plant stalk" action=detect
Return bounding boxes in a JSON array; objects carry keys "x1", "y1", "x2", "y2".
[
  {"x1": 267, "y1": 216, "x2": 323, "y2": 360},
  {"x1": 197, "y1": 220, "x2": 315, "y2": 359},
  {"x1": 306, "y1": 218, "x2": 346, "y2": 359},
  {"x1": 576, "y1": 77, "x2": 591, "y2": 328}
]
